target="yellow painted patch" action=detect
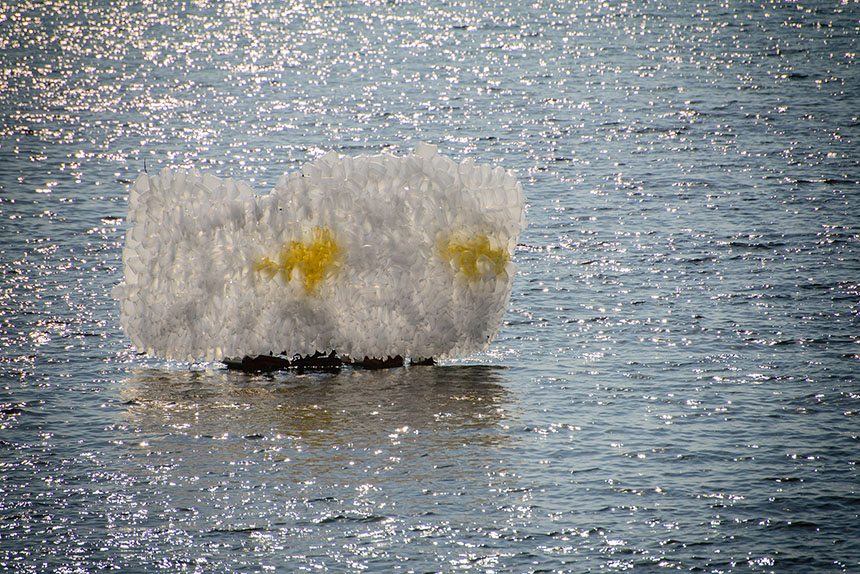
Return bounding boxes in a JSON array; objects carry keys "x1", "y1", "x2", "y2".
[
  {"x1": 255, "y1": 227, "x2": 340, "y2": 293},
  {"x1": 439, "y1": 232, "x2": 510, "y2": 281}
]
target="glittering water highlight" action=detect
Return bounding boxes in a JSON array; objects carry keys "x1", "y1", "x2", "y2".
[{"x1": 1, "y1": 0, "x2": 858, "y2": 572}]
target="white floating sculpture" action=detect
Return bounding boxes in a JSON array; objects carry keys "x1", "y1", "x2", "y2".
[{"x1": 113, "y1": 143, "x2": 525, "y2": 363}]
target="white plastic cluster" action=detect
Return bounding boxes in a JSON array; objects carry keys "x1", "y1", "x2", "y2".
[{"x1": 113, "y1": 143, "x2": 525, "y2": 362}]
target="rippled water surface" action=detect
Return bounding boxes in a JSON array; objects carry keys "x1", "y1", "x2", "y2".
[{"x1": 2, "y1": 0, "x2": 859, "y2": 571}]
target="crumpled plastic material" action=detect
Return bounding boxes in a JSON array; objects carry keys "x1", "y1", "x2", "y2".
[{"x1": 113, "y1": 143, "x2": 526, "y2": 362}]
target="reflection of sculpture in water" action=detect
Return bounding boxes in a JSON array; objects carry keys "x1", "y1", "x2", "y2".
[
  {"x1": 120, "y1": 365, "x2": 512, "y2": 452},
  {"x1": 116, "y1": 366, "x2": 519, "y2": 539}
]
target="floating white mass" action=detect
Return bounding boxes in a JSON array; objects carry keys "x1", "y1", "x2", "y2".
[{"x1": 113, "y1": 143, "x2": 526, "y2": 362}]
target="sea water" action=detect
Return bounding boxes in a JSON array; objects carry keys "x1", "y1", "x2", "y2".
[{"x1": 1, "y1": 0, "x2": 858, "y2": 571}]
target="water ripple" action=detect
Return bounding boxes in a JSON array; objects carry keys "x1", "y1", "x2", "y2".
[{"x1": 2, "y1": 0, "x2": 858, "y2": 571}]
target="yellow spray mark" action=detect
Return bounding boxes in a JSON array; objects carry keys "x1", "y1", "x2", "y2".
[
  {"x1": 439, "y1": 232, "x2": 510, "y2": 281},
  {"x1": 255, "y1": 227, "x2": 339, "y2": 294}
]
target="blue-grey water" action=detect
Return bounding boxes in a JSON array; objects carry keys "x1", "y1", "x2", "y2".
[{"x1": 1, "y1": 0, "x2": 858, "y2": 572}]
